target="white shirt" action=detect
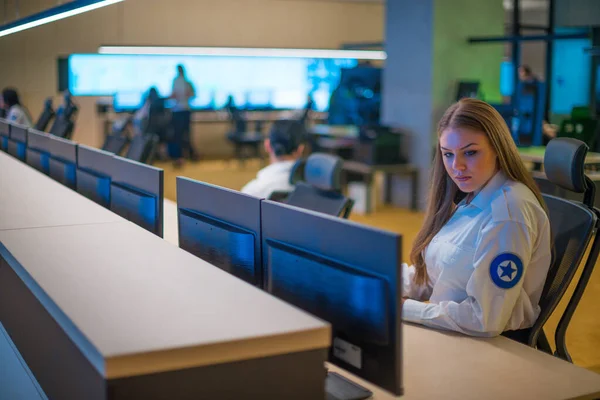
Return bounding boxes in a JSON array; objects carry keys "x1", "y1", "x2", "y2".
[
  {"x1": 172, "y1": 76, "x2": 194, "y2": 111},
  {"x1": 241, "y1": 160, "x2": 295, "y2": 199},
  {"x1": 7, "y1": 105, "x2": 32, "y2": 128},
  {"x1": 402, "y1": 170, "x2": 551, "y2": 337}
]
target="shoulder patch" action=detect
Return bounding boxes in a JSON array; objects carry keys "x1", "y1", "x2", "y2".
[{"x1": 489, "y1": 253, "x2": 523, "y2": 289}]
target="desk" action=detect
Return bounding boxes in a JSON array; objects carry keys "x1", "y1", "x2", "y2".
[
  {"x1": 519, "y1": 146, "x2": 600, "y2": 165},
  {"x1": 0, "y1": 152, "x2": 122, "y2": 231},
  {"x1": 328, "y1": 324, "x2": 600, "y2": 400},
  {"x1": 309, "y1": 124, "x2": 360, "y2": 138},
  {"x1": 0, "y1": 151, "x2": 330, "y2": 399},
  {"x1": 163, "y1": 198, "x2": 179, "y2": 246},
  {"x1": 343, "y1": 161, "x2": 419, "y2": 212}
]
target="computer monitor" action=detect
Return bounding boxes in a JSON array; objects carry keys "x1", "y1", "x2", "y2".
[
  {"x1": 109, "y1": 155, "x2": 163, "y2": 237},
  {"x1": 176, "y1": 177, "x2": 262, "y2": 286},
  {"x1": 456, "y1": 81, "x2": 480, "y2": 101},
  {"x1": 261, "y1": 200, "x2": 403, "y2": 397},
  {"x1": 76, "y1": 144, "x2": 114, "y2": 208},
  {"x1": 113, "y1": 92, "x2": 145, "y2": 113},
  {"x1": 48, "y1": 135, "x2": 77, "y2": 189},
  {"x1": 26, "y1": 129, "x2": 53, "y2": 174},
  {"x1": 0, "y1": 118, "x2": 9, "y2": 151},
  {"x1": 7, "y1": 122, "x2": 28, "y2": 161}
]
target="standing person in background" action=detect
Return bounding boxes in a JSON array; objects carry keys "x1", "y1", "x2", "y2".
[
  {"x1": 518, "y1": 64, "x2": 540, "y2": 84},
  {"x1": 169, "y1": 64, "x2": 197, "y2": 168},
  {"x1": 1, "y1": 88, "x2": 33, "y2": 127}
]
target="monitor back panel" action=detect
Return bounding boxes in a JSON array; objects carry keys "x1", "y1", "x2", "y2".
[
  {"x1": 261, "y1": 200, "x2": 402, "y2": 395},
  {"x1": 109, "y1": 155, "x2": 163, "y2": 237},
  {"x1": 76, "y1": 145, "x2": 114, "y2": 208},
  {"x1": 26, "y1": 149, "x2": 50, "y2": 174},
  {"x1": 48, "y1": 136, "x2": 77, "y2": 189},
  {"x1": 7, "y1": 123, "x2": 28, "y2": 160},
  {"x1": 0, "y1": 119, "x2": 9, "y2": 151},
  {"x1": 26, "y1": 130, "x2": 53, "y2": 174},
  {"x1": 177, "y1": 177, "x2": 262, "y2": 286}
]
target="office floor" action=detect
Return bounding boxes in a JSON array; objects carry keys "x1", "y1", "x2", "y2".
[{"x1": 155, "y1": 158, "x2": 600, "y2": 375}]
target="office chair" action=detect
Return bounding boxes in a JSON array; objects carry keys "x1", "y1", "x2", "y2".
[
  {"x1": 283, "y1": 153, "x2": 354, "y2": 218},
  {"x1": 34, "y1": 98, "x2": 55, "y2": 132},
  {"x1": 49, "y1": 98, "x2": 78, "y2": 139},
  {"x1": 125, "y1": 133, "x2": 159, "y2": 164},
  {"x1": 525, "y1": 138, "x2": 600, "y2": 362},
  {"x1": 225, "y1": 106, "x2": 264, "y2": 166},
  {"x1": 102, "y1": 134, "x2": 129, "y2": 156}
]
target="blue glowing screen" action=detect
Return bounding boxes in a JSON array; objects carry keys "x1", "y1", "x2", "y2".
[
  {"x1": 265, "y1": 239, "x2": 389, "y2": 345},
  {"x1": 178, "y1": 209, "x2": 256, "y2": 284},
  {"x1": 68, "y1": 54, "x2": 358, "y2": 112}
]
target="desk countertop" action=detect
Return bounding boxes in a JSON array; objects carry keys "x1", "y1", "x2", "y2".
[
  {"x1": 0, "y1": 152, "x2": 122, "y2": 231},
  {"x1": 328, "y1": 323, "x2": 600, "y2": 400},
  {"x1": 519, "y1": 146, "x2": 600, "y2": 164},
  {"x1": 0, "y1": 220, "x2": 330, "y2": 381}
]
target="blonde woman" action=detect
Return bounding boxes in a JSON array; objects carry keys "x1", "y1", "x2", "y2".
[{"x1": 402, "y1": 98, "x2": 552, "y2": 339}]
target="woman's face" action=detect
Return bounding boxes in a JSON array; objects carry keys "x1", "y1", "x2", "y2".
[{"x1": 440, "y1": 127, "x2": 499, "y2": 194}]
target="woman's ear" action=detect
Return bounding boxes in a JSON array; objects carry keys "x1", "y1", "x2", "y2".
[{"x1": 264, "y1": 139, "x2": 272, "y2": 154}]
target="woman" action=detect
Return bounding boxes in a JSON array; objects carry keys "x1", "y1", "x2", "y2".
[
  {"x1": 402, "y1": 98, "x2": 551, "y2": 338},
  {"x1": 2, "y1": 88, "x2": 33, "y2": 127}
]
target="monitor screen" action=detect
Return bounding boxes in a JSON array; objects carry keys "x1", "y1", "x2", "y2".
[
  {"x1": 265, "y1": 239, "x2": 389, "y2": 345},
  {"x1": 110, "y1": 183, "x2": 158, "y2": 234},
  {"x1": 0, "y1": 119, "x2": 9, "y2": 137},
  {"x1": 48, "y1": 158, "x2": 76, "y2": 189},
  {"x1": 7, "y1": 139, "x2": 26, "y2": 161},
  {"x1": 76, "y1": 169, "x2": 111, "y2": 208},
  {"x1": 261, "y1": 200, "x2": 402, "y2": 395},
  {"x1": 179, "y1": 208, "x2": 256, "y2": 284},
  {"x1": 113, "y1": 92, "x2": 145, "y2": 112},
  {"x1": 26, "y1": 149, "x2": 50, "y2": 174},
  {"x1": 68, "y1": 54, "x2": 358, "y2": 111}
]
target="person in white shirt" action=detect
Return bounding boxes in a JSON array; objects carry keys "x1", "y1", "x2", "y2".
[
  {"x1": 241, "y1": 120, "x2": 306, "y2": 199},
  {"x1": 402, "y1": 98, "x2": 552, "y2": 340},
  {"x1": 169, "y1": 65, "x2": 197, "y2": 167},
  {"x1": 2, "y1": 88, "x2": 33, "y2": 128}
]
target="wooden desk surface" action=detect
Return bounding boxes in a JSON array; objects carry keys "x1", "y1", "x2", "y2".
[
  {"x1": 328, "y1": 323, "x2": 600, "y2": 400},
  {"x1": 163, "y1": 198, "x2": 179, "y2": 246},
  {"x1": 0, "y1": 152, "x2": 122, "y2": 231},
  {"x1": 309, "y1": 124, "x2": 360, "y2": 138},
  {"x1": 0, "y1": 221, "x2": 330, "y2": 380},
  {"x1": 519, "y1": 146, "x2": 600, "y2": 164}
]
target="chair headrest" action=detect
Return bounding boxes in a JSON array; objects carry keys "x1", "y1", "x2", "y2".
[
  {"x1": 544, "y1": 138, "x2": 588, "y2": 193},
  {"x1": 289, "y1": 158, "x2": 306, "y2": 185},
  {"x1": 304, "y1": 153, "x2": 343, "y2": 191}
]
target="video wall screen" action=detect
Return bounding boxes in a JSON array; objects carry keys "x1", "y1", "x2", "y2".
[{"x1": 68, "y1": 54, "x2": 359, "y2": 112}]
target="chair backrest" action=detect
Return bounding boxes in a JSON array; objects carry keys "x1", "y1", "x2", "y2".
[
  {"x1": 102, "y1": 134, "x2": 129, "y2": 156},
  {"x1": 284, "y1": 153, "x2": 353, "y2": 218},
  {"x1": 125, "y1": 133, "x2": 159, "y2": 164},
  {"x1": 528, "y1": 138, "x2": 599, "y2": 357},
  {"x1": 35, "y1": 98, "x2": 55, "y2": 132},
  {"x1": 49, "y1": 114, "x2": 74, "y2": 139}
]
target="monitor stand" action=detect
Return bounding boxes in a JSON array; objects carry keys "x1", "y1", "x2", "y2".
[{"x1": 325, "y1": 371, "x2": 373, "y2": 400}]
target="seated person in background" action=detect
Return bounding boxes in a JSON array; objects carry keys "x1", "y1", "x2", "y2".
[
  {"x1": 2, "y1": 88, "x2": 33, "y2": 127},
  {"x1": 402, "y1": 98, "x2": 551, "y2": 340},
  {"x1": 241, "y1": 120, "x2": 305, "y2": 199}
]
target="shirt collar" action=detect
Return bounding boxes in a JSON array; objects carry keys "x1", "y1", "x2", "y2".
[
  {"x1": 257, "y1": 160, "x2": 295, "y2": 179},
  {"x1": 467, "y1": 170, "x2": 508, "y2": 210}
]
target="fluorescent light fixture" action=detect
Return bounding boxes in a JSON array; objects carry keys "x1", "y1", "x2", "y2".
[
  {"x1": 0, "y1": 0, "x2": 124, "y2": 38},
  {"x1": 98, "y1": 46, "x2": 387, "y2": 60}
]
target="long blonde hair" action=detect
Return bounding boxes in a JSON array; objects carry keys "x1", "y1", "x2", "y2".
[{"x1": 410, "y1": 98, "x2": 548, "y2": 285}]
